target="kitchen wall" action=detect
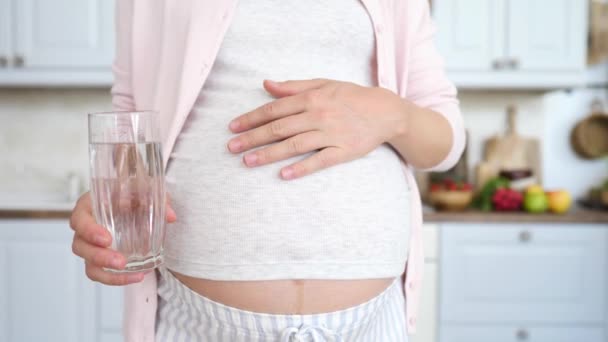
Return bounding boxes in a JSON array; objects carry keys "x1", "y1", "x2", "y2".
[
  {"x1": 0, "y1": 87, "x2": 606, "y2": 199},
  {"x1": 0, "y1": 89, "x2": 111, "y2": 198}
]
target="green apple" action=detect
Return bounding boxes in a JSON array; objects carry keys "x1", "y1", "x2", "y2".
[{"x1": 523, "y1": 192, "x2": 549, "y2": 213}]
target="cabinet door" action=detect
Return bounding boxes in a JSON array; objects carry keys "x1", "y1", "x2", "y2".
[
  {"x1": 0, "y1": 220, "x2": 96, "y2": 342},
  {"x1": 440, "y1": 224, "x2": 607, "y2": 324},
  {"x1": 433, "y1": 0, "x2": 505, "y2": 71},
  {"x1": 507, "y1": 0, "x2": 587, "y2": 71},
  {"x1": 14, "y1": 0, "x2": 114, "y2": 68}
]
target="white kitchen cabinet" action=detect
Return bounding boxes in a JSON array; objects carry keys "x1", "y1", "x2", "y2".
[
  {"x1": 15, "y1": 0, "x2": 114, "y2": 68},
  {"x1": 433, "y1": 0, "x2": 504, "y2": 71},
  {"x1": 0, "y1": 0, "x2": 114, "y2": 86},
  {"x1": 0, "y1": 218, "x2": 125, "y2": 342},
  {"x1": 438, "y1": 223, "x2": 608, "y2": 342},
  {"x1": 507, "y1": 0, "x2": 586, "y2": 72},
  {"x1": 433, "y1": 0, "x2": 594, "y2": 89},
  {"x1": 0, "y1": 219, "x2": 96, "y2": 342},
  {"x1": 440, "y1": 224, "x2": 607, "y2": 323}
]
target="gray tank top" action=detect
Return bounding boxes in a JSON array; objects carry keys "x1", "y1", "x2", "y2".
[{"x1": 164, "y1": 0, "x2": 410, "y2": 280}]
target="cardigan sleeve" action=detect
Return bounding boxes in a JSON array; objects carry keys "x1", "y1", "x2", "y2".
[
  {"x1": 111, "y1": 0, "x2": 136, "y2": 112},
  {"x1": 404, "y1": 0, "x2": 465, "y2": 172}
]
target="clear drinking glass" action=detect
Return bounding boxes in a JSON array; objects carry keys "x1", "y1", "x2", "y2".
[{"x1": 88, "y1": 111, "x2": 166, "y2": 273}]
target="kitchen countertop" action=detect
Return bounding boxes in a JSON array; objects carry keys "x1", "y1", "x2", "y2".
[
  {"x1": 2, "y1": 208, "x2": 607, "y2": 223},
  {"x1": 424, "y1": 209, "x2": 608, "y2": 224},
  {"x1": 0, "y1": 209, "x2": 73, "y2": 219}
]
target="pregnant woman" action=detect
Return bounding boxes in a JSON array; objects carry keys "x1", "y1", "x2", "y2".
[{"x1": 70, "y1": 1, "x2": 464, "y2": 341}]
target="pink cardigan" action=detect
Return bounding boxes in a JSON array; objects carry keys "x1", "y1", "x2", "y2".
[{"x1": 112, "y1": 0, "x2": 464, "y2": 340}]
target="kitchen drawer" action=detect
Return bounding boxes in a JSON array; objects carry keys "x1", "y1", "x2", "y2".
[
  {"x1": 440, "y1": 324, "x2": 605, "y2": 342},
  {"x1": 440, "y1": 224, "x2": 607, "y2": 323}
]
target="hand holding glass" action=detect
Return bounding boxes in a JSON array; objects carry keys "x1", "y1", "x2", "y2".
[{"x1": 88, "y1": 111, "x2": 166, "y2": 273}]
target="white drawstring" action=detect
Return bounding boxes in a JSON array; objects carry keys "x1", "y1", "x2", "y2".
[{"x1": 280, "y1": 324, "x2": 343, "y2": 342}]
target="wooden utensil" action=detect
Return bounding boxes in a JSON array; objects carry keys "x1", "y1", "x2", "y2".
[
  {"x1": 589, "y1": 1, "x2": 608, "y2": 65},
  {"x1": 476, "y1": 106, "x2": 542, "y2": 188},
  {"x1": 571, "y1": 100, "x2": 608, "y2": 159}
]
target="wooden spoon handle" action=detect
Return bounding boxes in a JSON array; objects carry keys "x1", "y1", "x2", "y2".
[{"x1": 507, "y1": 105, "x2": 517, "y2": 136}]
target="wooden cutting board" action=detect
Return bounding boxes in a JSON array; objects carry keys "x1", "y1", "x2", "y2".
[
  {"x1": 589, "y1": 1, "x2": 608, "y2": 65},
  {"x1": 476, "y1": 106, "x2": 542, "y2": 189}
]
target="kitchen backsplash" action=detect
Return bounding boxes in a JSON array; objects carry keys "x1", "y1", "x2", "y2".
[
  {"x1": 0, "y1": 88, "x2": 606, "y2": 199},
  {"x1": 0, "y1": 89, "x2": 111, "y2": 196}
]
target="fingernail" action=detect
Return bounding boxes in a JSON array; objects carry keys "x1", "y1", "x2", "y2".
[
  {"x1": 229, "y1": 120, "x2": 240, "y2": 131},
  {"x1": 281, "y1": 167, "x2": 294, "y2": 179},
  {"x1": 167, "y1": 207, "x2": 177, "y2": 220},
  {"x1": 244, "y1": 154, "x2": 258, "y2": 166},
  {"x1": 228, "y1": 140, "x2": 242, "y2": 152},
  {"x1": 111, "y1": 256, "x2": 123, "y2": 269},
  {"x1": 267, "y1": 80, "x2": 279, "y2": 86}
]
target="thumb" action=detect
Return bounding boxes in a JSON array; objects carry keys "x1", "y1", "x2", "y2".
[{"x1": 263, "y1": 79, "x2": 330, "y2": 98}]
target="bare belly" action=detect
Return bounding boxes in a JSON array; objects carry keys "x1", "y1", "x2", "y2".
[{"x1": 170, "y1": 270, "x2": 395, "y2": 314}]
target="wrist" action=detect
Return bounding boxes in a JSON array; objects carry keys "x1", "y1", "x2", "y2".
[{"x1": 387, "y1": 97, "x2": 413, "y2": 144}]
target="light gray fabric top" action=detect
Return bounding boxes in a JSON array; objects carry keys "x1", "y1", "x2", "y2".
[{"x1": 164, "y1": 0, "x2": 410, "y2": 280}]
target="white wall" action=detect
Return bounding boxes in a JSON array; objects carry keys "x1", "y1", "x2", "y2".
[
  {"x1": 0, "y1": 89, "x2": 111, "y2": 197},
  {"x1": 0, "y1": 87, "x2": 606, "y2": 200},
  {"x1": 542, "y1": 89, "x2": 608, "y2": 197}
]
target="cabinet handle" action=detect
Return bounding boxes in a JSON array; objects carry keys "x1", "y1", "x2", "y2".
[
  {"x1": 14, "y1": 55, "x2": 25, "y2": 68},
  {"x1": 516, "y1": 328, "x2": 529, "y2": 340},
  {"x1": 519, "y1": 230, "x2": 532, "y2": 243},
  {"x1": 492, "y1": 59, "x2": 506, "y2": 70},
  {"x1": 507, "y1": 58, "x2": 520, "y2": 69},
  {"x1": 0, "y1": 56, "x2": 7, "y2": 68}
]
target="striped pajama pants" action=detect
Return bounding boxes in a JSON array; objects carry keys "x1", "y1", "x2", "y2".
[{"x1": 155, "y1": 267, "x2": 409, "y2": 341}]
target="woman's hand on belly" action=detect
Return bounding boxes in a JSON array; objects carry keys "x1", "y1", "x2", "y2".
[{"x1": 226, "y1": 79, "x2": 409, "y2": 180}]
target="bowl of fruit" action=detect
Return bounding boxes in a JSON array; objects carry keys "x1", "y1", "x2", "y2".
[{"x1": 428, "y1": 179, "x2": 474, "y2": 211}]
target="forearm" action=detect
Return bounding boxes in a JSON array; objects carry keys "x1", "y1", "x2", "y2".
[{"x1": 387, "y1": 100, "x2": 454, "y2": 170}]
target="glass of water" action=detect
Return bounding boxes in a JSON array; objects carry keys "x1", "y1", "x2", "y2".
[{"x1": 88, "y1": 111, "x2": 166, "y2": 273}]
